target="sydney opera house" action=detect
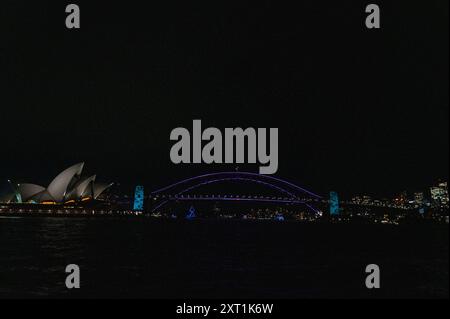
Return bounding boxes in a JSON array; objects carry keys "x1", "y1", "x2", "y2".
[{"x1": 0, "y1": 163, "x2": 113, "y2": 206}]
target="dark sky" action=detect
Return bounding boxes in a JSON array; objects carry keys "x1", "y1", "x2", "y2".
[{"x1": 0, "y1": 1, "x2": 448, "y2": 198}]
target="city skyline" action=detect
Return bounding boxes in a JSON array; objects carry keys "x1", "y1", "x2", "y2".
[
  {"x1": 1, "y1": 161, "x2": 448, "y2": 213},
  {"x1": 1, "y1": 162, "x2": 448, "y2": 202}
]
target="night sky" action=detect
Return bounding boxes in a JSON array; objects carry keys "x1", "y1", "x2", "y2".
[{"x1": 0, "y1": 1, "x2": 448, "y2": 198}]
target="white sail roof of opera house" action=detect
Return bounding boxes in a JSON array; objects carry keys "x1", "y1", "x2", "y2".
[
  {"x1": 93, "y1": 182, "x2": 115, "y2": 199},
  {"x1": 65, "y1": 175, "x2": 96, "y2": 200},
  {"x1": 18, "y1": 183, "x2": 46, "y2": 202},
  {"x1": 1, "y1": 163, "x2": 113, "y2": 204},
  {"x1": 47, "y1": 163, "x2": 85, "y2": 202}
]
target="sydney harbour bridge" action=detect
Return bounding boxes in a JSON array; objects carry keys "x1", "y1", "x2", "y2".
[{"x1": 146, "y1": 172, "x2": 325, "y2": 216}]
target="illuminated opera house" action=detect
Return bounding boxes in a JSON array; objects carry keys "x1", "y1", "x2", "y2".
[{"x1": 1, "y1": 163, "x2": 113, "y2": 206}]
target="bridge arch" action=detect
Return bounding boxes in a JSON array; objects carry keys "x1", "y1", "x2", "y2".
[{"x1": 150, "y1": 172, "x2": 322, "y2": 214}]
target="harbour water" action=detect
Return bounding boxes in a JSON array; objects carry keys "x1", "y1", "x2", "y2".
[{"x1": 0, "y1": 216, "x2": 448, "y2": 298}]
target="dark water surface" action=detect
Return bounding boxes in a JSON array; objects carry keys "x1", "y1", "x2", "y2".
[{"x1": 0, "y1": 217, "x2": 448, "y2": 298}]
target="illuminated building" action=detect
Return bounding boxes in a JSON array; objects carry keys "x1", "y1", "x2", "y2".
[
  {"x1": 431, "y1": 182, "x2": 449, "y2": 207},
  {"x1": 392, "y1": 191, "x2": 408, "y2": 207},
  {"x1": 362, "y1": 195, "x2": 372, "y2": 206},
  {"x1": 1, "y1": 163, "x2": 113, "y2": 205},
  {"x1": 414, "y1": 192, "x2": 424, "y2": 205}
]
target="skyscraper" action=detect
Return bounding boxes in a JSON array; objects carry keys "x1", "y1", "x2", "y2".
[{"x1": 430, "y1": 182, "x2": 449, "y2": 208}]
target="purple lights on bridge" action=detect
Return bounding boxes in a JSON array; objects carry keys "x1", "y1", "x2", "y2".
[{"x1": 150, "y1": 172, "x2": 322, "y2": 213}]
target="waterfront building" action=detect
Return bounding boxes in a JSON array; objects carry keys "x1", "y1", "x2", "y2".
[{"x1": 1, "y1": 163, "x2": 113, "y2": 205}]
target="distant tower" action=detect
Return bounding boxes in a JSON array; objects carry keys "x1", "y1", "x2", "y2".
[
  {"x1": 133, "y1": 185, "x2": 144, "y2": 211},
  {"x1": 330, "y1": 191, "x2": 339, "y2": 216}
]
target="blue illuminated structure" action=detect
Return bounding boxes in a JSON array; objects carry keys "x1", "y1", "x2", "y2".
[
  {"x1": 133, "y1": 185, "x2": 144, "y2": 211},
  {"x1": 186, "y1": 206, "x2": 197, "y2": 220},
  {"x1": 330, "y1": 191, "x2": 339, "y2": 216}
]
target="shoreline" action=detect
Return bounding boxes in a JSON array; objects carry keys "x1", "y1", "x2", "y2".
[{"x1": 1, "y1": 212, "x2": 448, "y2": 226}]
